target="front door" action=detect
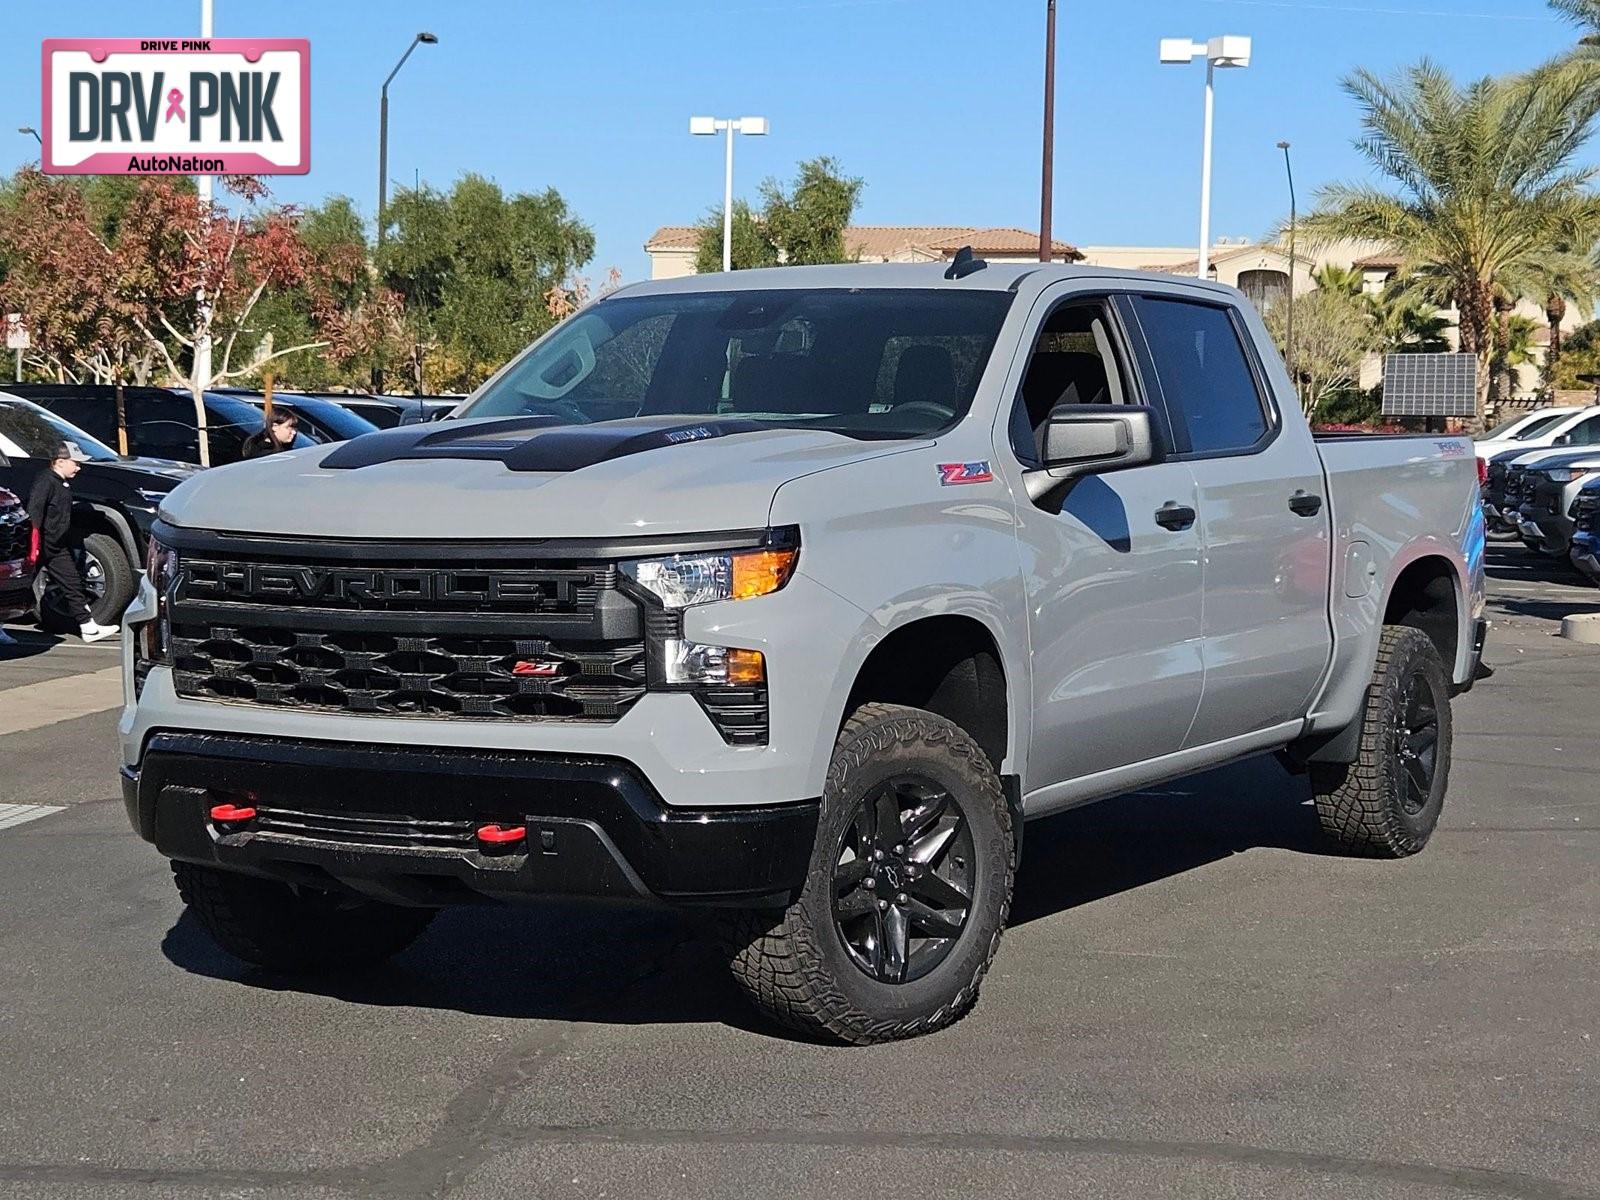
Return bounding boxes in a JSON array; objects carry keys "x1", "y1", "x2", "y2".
[{"x1": 1005, "y1": 290, "x2": 1206, "y2": 793}]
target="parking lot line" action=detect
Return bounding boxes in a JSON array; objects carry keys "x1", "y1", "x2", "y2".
[
  {"x1": 0, "y1": 667, "x2": 123, "y2": 737},
  {"x1": 0, "y1": 804, "x2": 64, "y2": 832}
]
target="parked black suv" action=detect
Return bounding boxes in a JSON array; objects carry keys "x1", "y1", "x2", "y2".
[
  {"x1": 0, "y1": 486, "x2": 38, "y2": 629},
  {"x1": 4, "y1": 384, "x2": 311, "y2": 467},
  {"x1": 0, "y1": 396, "x2": 196, "y2": 626}
]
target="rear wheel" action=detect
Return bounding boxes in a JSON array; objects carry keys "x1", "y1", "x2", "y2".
[
  {"x1": 722, "y1": 703, "x2": 1014, "y2": 1044},
  {"x1": 172, "y1": 862, "x2": 436, "y2": 973},
  {"x1": 1310, "y1": 626, "x2": 1452, "y2": 858}
]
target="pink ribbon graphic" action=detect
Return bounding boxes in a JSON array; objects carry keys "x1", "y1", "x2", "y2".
[{"x1": 164, "y1": 88, "x2": 185, "y2": 123}]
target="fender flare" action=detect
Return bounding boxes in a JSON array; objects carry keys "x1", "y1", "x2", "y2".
[{"x1": 77, "y1": 503, "x2": 142, "y2": 570}]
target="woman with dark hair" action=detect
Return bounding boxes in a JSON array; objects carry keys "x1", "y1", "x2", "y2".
[{"x1": 241, "y1": 408, "x2": 300, "y2": 459}]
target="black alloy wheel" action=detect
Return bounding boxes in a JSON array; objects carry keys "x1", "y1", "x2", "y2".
[
  {"x1": 832, "y1": 774, "x2": 975, "y2": 985},
  {"x1": 1394, "y1": 666, "x2": 1439, "y2": 815}
]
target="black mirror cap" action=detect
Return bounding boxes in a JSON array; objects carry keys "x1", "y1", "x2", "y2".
[{"x1": 1040, "y1": 404, "x2": 1160, "y2": 475}]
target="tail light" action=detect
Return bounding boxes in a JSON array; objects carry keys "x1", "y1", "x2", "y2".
[
  {"x1": 24, "y1": 526, "x2": 40, "y2": 572},
  {"x1": 1476, "y1": 456, "x2": 1489, "y2": 487}
]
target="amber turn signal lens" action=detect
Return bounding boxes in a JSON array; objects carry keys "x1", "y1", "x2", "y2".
[
  {"x1": 731, "y1": 548, "x2": 798, "y2": 601},
  {"x1": 726, "y1": 648, "x2": 766, "y2": 685}
]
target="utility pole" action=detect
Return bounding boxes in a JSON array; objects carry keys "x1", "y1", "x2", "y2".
[
  {"x1": 1039, "y1": 0, "x2": 1057, "y2": 263},
  {"x1": 1279, "y1": 141, "x2": 1297, "y2": 384},
  {"x1": 192, "y1": 0, "x2": 214, "y2": 466},
  {"x1": 375, "y1": 32, "x2": 438, "y2": 391}
]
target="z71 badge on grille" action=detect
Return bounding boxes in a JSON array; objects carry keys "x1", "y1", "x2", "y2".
[{"x1": 938, "y1": 461, "x2": 994, "y2": 486}]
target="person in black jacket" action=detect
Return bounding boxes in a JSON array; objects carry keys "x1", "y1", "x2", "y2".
[
  {"x1": 240, "y1": 408, "x2": 300, "y2": 460},
  {"x1": 27, "y1": 444, "x2": 118, "y2": 643}
]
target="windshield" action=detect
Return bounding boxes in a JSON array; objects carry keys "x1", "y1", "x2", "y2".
[
  {"x1": 0, "y1": 401, "x2": 119, "y2": 461},
  {"x1": 459, "y1": 288, "x2": 1015, "y2": 439},
  {"x1": 270, "y1": 399, "x2": 378, "y2": 441},
  {"x1": 1510, "y1": 412, "x2": 1568, "y2": 440}
]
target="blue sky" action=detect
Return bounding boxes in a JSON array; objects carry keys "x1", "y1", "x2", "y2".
[{"x1": 3, "y1": 0, "x2": 1580, "y2": 282}]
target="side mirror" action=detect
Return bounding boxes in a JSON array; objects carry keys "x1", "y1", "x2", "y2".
[
  {"x1": 1025, "y1": 404, "x2": 1160, "y2": 501},
  {"x1": 1556, "y1": 434, "x2": 1573, "y2": 445}
]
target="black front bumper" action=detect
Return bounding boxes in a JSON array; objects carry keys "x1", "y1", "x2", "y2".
[{"x1": 124, "y1": 733, "x2": 818, "y2": 908}]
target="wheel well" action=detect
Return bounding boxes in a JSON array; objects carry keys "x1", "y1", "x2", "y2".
[
  {"x1": 73, "y1": 506, "x2": 136, "y2": 565},
  {"x1": 842, "y1": 616, "x2": 1008, "y2": 769},
  {"x1": 1384, "y1": 557, "x2": 1459, "y2": 671}
]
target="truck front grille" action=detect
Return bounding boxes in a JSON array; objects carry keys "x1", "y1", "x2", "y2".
[{"x1": 171, "y1": 624, "x2": 646, "y2": 721}]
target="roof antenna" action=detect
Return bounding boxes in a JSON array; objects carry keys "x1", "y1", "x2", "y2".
[{"x1": 944, "y1": 245, "x2": 988, "y2": 280}]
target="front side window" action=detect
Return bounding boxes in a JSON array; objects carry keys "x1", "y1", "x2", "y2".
[
  {"x1": 1131, "y1": 297, "x2": 1269, "y2": 456},
  {"x1": 1008, "y1": 302, "x2": 1131, "y2": 463},
  {"x1": 459, "y1": 288, "x2": 1015, "y2": 440},
  {"x1": 1563, "y1": 414, "x2": 1600, "y2": 446}
]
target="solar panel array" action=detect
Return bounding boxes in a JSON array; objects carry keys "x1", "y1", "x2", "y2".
[{"x1": 1381, "y1": 353, "x2": 1477, "y2": 417}]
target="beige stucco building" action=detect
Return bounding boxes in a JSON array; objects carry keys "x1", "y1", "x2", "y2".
[{"x1": 644, "y1": 225, "x2": 1081, "y2": 281}]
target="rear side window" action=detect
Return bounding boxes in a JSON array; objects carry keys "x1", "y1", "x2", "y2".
[{"x1": 1131, "y1": 297, "x2": 1269, "y2": 456}]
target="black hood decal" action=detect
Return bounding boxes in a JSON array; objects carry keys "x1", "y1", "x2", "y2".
[{"x1": 320, "y1": 415, "x2": 772, "y2": 473}]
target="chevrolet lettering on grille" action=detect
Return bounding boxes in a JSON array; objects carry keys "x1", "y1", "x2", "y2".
[{"x1": 180, "y1": 561, "x2": 576, "y2": 608}]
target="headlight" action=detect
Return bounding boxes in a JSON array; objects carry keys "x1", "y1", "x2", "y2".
[
  {"x1": 1547, "y1": 467, "x2": 1596, "y2": 484},
  {"x1": 135, "y1": 488, "x2": 169, "y2": 506},
  {"x1": 139, "y1": 537, "x2": 178, "y2": 663},
  {"x1": 620, "y1": 538, "x2": 798, "y2": 609}
]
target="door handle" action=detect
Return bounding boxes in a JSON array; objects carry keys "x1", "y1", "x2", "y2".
[
  {"x1": 1289, "y1": 490, "x2": 1323, "y2": 517},
  {"x1": 1154, "y1": 502, "x2": 1197, "y2": 531}
]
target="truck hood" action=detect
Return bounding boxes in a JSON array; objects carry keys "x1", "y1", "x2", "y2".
[{"x1": 160, "y1": 416, "x2": 923, "y2": 539}]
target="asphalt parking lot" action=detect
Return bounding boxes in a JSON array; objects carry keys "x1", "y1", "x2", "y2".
[{"x1": 1, "y1": 544, "x2": 1597, "y2": 1200}]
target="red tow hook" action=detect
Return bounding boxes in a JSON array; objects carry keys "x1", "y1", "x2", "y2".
[
  {"x1": 476, "y1": 823, "x2": 528, "y2": 852},
  {"x1": 209, "y1": 802, "x2": 257, "y2": 824}
]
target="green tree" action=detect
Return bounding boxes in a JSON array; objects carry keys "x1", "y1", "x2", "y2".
[
  {"x1": 1552, "y1": 0, "x2": 1600, "y2": 45},
  {"x1": 693, "y1": 156, "x2": 864, "y2": 272},
  {"x1": 761, "y1": 156, "x2": 864, "y2": 266},
  {"x1": 693, "y1": 200, "x2": 779, "y2": 274},
  {"x1": 380, "y1": 174, "x2": 595, "y2": 391},
  {"x1": 1298, "y1": 58, "x2": 1600, "y2": 421},
  {"x1": 1266, "y1": 286, "x2": 1377, "y2": 418}
]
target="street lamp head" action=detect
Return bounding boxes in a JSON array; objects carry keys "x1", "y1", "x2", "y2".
[
  {"x1": 1159, "y1": 38, "x2": 1205, "y2": 64},
  {"x1": 417, "y1": 32, "x2": 438, "y2": 43},
  {"x1": 1207, "y1": 35, "x2": 1252, "y2": 68},
  {"x1": 1277, "y1": 140, "x2": 1291, "y2": 150},
  {"x1": 689, "y1": 116, "x2": 717, "y2": 136},
  {"x1": 736, "y1": 116, "x2": 769, "y2": 136}
]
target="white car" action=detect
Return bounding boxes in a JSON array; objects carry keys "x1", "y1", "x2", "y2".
[{"x1": 1476, "y1": 406, "x2": 1600, "y2": 460}]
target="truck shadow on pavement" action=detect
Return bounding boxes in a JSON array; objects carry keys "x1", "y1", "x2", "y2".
[
  {"x1": 0, "y1": 626, "x2": 64, "y2": 659},
  {"x1": 160, "y1": 754, "x2": 1326, "y2": 1029}
]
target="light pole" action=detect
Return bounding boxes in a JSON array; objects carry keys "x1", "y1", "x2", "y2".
[
  {"x1": 193, "y1": 0, "x2": 215, "y2": 465},
  {"x1": 690, "y1": 115, "x2": 769, "y2": 273},
  {"x1": 1278, "y1": 140, "x2": 1297, "y2": 384},
  {"x1": 375, "y1": 32, "x2": 438, "y2": 390},
  {"x1": 18, "y1": 126, "x2": 41, "y2": 146},
  {"x1": 1160, "y1": 35, "x2": 1252, "y2": 279},
  {"x1": 1039, "y1": 0, "x2": 1057, "y2": 263}
]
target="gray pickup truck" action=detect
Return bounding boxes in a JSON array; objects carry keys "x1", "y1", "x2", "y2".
[{"x1": 120, "y1": 259, "x2": 1488, "y2": 1043}]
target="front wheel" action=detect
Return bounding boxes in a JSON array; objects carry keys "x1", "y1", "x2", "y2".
[
  {"x1": 173, "y1": 862, "x2": 436, "y2": 973},
  {"x1": 722, "y1": 703, "x2": 1015, "y2": 1044},
  {"x1": 1310, "y1": 626, "x2": 1452, "y2": 858}
]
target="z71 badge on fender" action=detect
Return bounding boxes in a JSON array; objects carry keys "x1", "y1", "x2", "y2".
[{"x1": 938, "y1": 461, "x2": 994, "y2": 486}]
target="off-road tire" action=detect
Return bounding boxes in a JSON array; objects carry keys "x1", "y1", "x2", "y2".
[
  {"x1": 173, "y1": 861, "x2": 436, "y2": 973},
  {"x1": 722, "y1": 702, "x2": 1015, "y2": 1045},
  {"x1": 1309, "y1": 626, "x2": 1452, "y2": 858}
]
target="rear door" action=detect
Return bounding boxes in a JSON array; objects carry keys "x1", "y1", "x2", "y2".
[{"x1": 1124, "y1": 293, "x2": 1332, "y2": 746}]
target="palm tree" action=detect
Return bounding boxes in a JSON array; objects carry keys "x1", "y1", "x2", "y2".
[
  {"x1": 1552, "y1": 0, "x2": 1600, "y2": 46},
  {"x1": 1368, "y1": 287, "x2": 1452, "y2": 356},
  {"x1": 1298, "y1": 58, "x2": 1600, "y2": 421},
  {"x1": 1520, "y1": 249, "x2": 1600, "y2": 383},
  {"x1": 1495, "y1": 314, "x2": 1541, "y2": 402}
]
